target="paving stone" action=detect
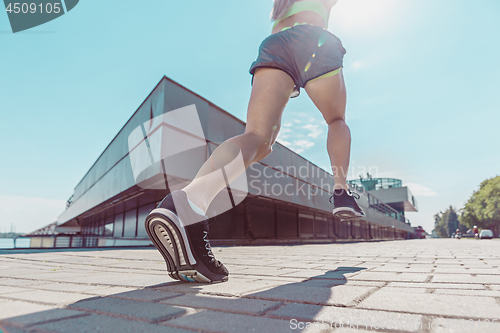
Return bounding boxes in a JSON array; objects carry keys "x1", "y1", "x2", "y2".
[
  {"x1": 33, "y1": 282, "x2": 110, "y2": 293},
  {"x1": 296, "y1": 279, "x2": 383, "y2": 288},
  {"x1": 287, "y1": 321, "x2": 376, "y2": 333},
  {"x1": 387, "y1": 282, "x2": 485, "y2": 290},
  {"x1": 83, "y1": 286, "x2": 136, "y2": 296},
  {"x1": 0, "y1": 269, "x2": 54, "y2": 278},
  {"x1": 370, "y1": 266, "x2": 434, "y2": 273},
  {"x1": 2, "y1": 239, "x2": 500, "y2": 332},
  {"x1": 231, "y1": 266, "x2": 302, "y2": 277},
  {"x1": 1, "y1": 308, "x2": 87, "y2": 327},
  {"x1": 0, "y1": 325, "x2": 31, "y2": 333},
  {"x1": 340, "y1": 280, "x2": 385, "y2": 287},
  {"x1": 70, "y1": 296, "x2": 187, "y2": 322},
  {"x1": 1, "y1": 290, "x2": 91, "y2": 305},
  {"x1": 57, "y1": 271, "x2": 173, "y2": 287},
  {"x1": 357, "y1": 290, "x2": 500, "y2": 318},
  {"x1": 434, "y1": 260, "x2": 461, "y2": 264},
  {"x1": 377, "y1": 286, "x2": 427, "y2": 294},
  {"x1": 250, "y1": 275, "x2": 306, "y2": 283},
  {"x1": 290, "y1": 263, "x2": 365, "y2": 271},
  {"x1": 110, "y1": 289, "x2": 183, "y2": 302},
  {"x1": 430, "y1": 318, "x2": 500, "y2": 333},
  {"x1": 105, "y1": 261, "x2": 168, "y2": 269},
  {"x1": 327, "y1": 328, "x2": 392, "y2": 333},
  {"x1": 161, "y1": 294, "x2": 281, "y2": 315},
  {"x1": 281, "y1": 268, "x2": 366, "y2": 279},
  {"x1": 223, "y1": 259, "x2": 286, "y2": 267},
  {"x1": 431, "y1": 268, "x2": 470, "y2": 274},
  {"x1": 0, "y1": 286, "x2": 32, "y2": 294},
  {"x1": 0, "y1": 300, "x2": 56, "y2": 320},
  {"x1": 0, "y1": 278, "x2": 48, "y2": 287},
  {"x1": 461, "y1": 265, "x2": 493, "y2": 270},
  {"x1": 288, "y1": 321, "x2": 395, "y2": 333},
  {"x1": 269, "y1": 303, "x2": 423, "y2": 332},
  {"x1": 460, "y1": 269, "x2": 500, "y2": 275},
  {"x1": 433, "y1": 289, "x2": 500, "y2": 297},
  {"x1": 154, "y1": 278, "x2": 283, "y2": 296},
  {"x1": 216, "y1": 264, "x2": 249, "y2": 273},
  {"x1": 25, "y1": 270, "x2": 100, "y2": 279},
  {"x1": 164, "y1": 310, "x2": 291, "y2": 333},
  {"x1": 386, "y1": 259, "x2": 415, "y2": 264},
  {"x1": 33, "y1": 314, "x2": 196, "y2": 333},
  {"x1": 327, "y1": 263, "x2": 384, "y2": 270},
  {"x1": 412, "y1": 262, "x2": 435, "y2": 265},
  {"x1": 432, "y1": 274, "x2": 500, "y2": 284},
  {"x1": 350, "y1": 272, "x2": 430, "y2": 282},
  {"x1": 278, "y1": 263, "x2": 326, "y2": 270},
  {"x1": 248, "y1": 284, "x2": 374, "y2": 306},
  {"x1": 52, "y1": 264, "x2": 127, "y2": 274}
]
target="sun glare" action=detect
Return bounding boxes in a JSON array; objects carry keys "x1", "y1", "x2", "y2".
[{"x1": 330, "y1": 0, "x2": 403, "y2": 34}]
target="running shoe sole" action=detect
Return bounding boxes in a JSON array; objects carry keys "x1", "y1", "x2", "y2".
[
  {"x1": 332, "y1": 207, "x2": 365, "y2": 221},
  {"x1": 145, "y1": 208, "x2": 228, "y2": 283}
]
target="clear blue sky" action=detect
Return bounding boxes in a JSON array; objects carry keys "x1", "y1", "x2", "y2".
[{"x1": 1, "y1": 0, "x2": 499, "y2": 233}]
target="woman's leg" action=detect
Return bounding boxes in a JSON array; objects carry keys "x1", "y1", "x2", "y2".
[
  {"x1": 181, "y1": 68, "x2": 295, "y2": 213},
  {"x1": 304, "y1": 69, "x2": 349, "y2": 191}
]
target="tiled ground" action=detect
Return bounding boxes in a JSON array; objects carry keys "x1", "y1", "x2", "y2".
[{"x1": 0, "y1": 239, "x2": 499, "y2": 332}]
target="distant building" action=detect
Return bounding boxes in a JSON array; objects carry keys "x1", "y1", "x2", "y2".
[{"x1": 348, "y1": 175, "x2": 417, "y2": 223}]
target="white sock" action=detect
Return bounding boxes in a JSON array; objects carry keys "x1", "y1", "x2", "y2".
[{"x1": 186, "y1": 197, "x2": 205, "y2": 216}]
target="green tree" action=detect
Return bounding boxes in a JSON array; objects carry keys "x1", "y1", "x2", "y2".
[
  {"x1": 461, "y1": 175, "x2": 500, "y2": 237},
  {"x1": 433, "y1": 212, "x2": 447, "y2": 238},
  {"x1": 445, "y1": 206, "x2": 464, "y2": 235},
  {"x1": 433, "y1": 207, "x2": 465, "y2": 238}
]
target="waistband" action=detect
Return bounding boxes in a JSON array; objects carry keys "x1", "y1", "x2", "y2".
[{"x1": 277, "y1": 23, "x2": 328, "y2": 34}]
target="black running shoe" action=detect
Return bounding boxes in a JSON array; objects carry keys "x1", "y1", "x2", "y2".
[
  {"x1": 330, "y1": 188, "x2": 366, "y2": 220},
  {"x1": 145, "y1": 190, "x2": 229, "y2": 283}
]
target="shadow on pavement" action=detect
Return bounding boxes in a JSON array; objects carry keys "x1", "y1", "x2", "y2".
[{"x1": 0, "y1": 267, "x2": 367, "y2": 333}]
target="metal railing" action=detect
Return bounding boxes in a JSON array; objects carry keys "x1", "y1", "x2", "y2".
[
  {"x1": 12, "y1": 235, "x2": 152, "y2": 249},
  {"x1": 350, "y1": 185, "x2": 410, "y2": 224},
  {"x1": 348, "y1": 178, "x2": 402, "y2": 191}
]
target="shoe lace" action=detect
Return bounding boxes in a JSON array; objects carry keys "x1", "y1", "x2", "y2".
[
  {"x1": 329, "y1": 189, "x2": 360, "y2": 204},
  {"x1": 349, "y1": 190, "x2": 360, "y2": 200},
  {"x1": 202, "y1": 230, "x2": 216, "y2": 262},
  {"x1": 329, "y1": 195, "x2": 335, "y2": 204}
]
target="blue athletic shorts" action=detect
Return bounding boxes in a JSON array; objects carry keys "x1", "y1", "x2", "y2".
[{"x1": 249, "y1": 24, "x2": 346, "y2": 98}]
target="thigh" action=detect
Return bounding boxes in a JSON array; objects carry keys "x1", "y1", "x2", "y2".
[
  {"x1": 304, "y1": 68, "x2": 346, "y2": 124},
  {"x1": 246, "y1": 68, "x2": 295, "y2": 144}
]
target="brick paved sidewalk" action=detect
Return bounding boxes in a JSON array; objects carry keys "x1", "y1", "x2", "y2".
[{"x1": 1, "y1": 239, "x2": 500, "y2": 333}]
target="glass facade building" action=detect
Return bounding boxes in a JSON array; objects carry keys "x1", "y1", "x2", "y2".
[{"x1": 348, "y1": 176, "x2": 418, "y2": 222}]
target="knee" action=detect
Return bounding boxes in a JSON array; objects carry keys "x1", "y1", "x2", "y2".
[
  {"x1": 325, "y1": 117, "x2": 345, "y2": 125},
  {"x1": 259, "y1": 143, "x2": 274, "y2": 161},
  {"x1": 245, "y1": 131, "x2": 275, "y2": 161},
  {"x1": 326, "y1": 117, "x2": 346, "y2": 126},
  {"x1": 255, "y1": 137, "x2": 275, "y2": 161}
]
